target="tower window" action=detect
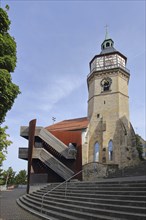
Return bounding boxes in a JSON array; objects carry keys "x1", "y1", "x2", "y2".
[
  {"x1": 100, "y1": 77, "x2": 112, "y2": 92},
  {"x1": 103, "y1": 81, "x2": 110, "y2": 91},
  {"x1": 106, "y1": 42, "x2": 110, "y2": 47},
  {"x1": 104, "y1": 100, "x2": 106, "y2": 104},
  {"x1": 97, "y1": 114, "x2": 100, "y2": 118}
]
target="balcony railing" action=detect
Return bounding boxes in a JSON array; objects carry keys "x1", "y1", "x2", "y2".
[{"x1": 88, "y1": 63, "x2": 130, "y2": 78}]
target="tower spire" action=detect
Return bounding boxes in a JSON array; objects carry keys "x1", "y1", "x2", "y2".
[{"x1": 105, "y1": 24, "x2": 109, "y2": 39}]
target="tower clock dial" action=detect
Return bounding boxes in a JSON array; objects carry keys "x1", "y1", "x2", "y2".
[{"x1": 100, "y1": 77, "x2": 112, "y2": 91}]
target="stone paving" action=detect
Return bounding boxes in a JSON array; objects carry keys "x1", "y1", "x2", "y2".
[{"x1": 0, "y1": 188, "x2": 41, "y2": 220}]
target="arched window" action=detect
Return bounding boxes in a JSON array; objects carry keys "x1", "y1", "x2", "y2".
[
  {"x1": 94, "y1": 142, "x2": 100, "y2": 162},
  {"x1": 108, "y1": 140, "x2": 113, "y2": 161}
]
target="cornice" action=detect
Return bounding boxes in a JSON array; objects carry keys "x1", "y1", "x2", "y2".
[
  {"x1": 87, "y1": 68, "x2": 130, "y2": 85},
  {"x1": 88, "y1": 91, "x2": 129, "y2": 102}
]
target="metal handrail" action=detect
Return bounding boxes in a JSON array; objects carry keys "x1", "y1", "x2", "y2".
[{"x1": 41, "y1": 169, "x2": 83, "y2": 213}]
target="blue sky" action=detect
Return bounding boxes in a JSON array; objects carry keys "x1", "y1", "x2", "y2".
[{"x1": 1, "y1": 0, "x2": 145, "y2": 173}]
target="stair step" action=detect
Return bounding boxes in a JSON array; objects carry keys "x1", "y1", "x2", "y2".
[
  {"x1": 33, "y1": 190, "x2": 146, "y2": 201},
  {"x1": 27, "y1": 194, "x2": 146, "y2": 214},
  {"x1": 40, "y1": 186, "x2": 146, "y2": 192},
  {"x1": 44, "y1": 180, "x2": 146, "y2": 188},
  {"x1": 41, "y1": 189, "x2": 146, "y2": 196},
  {"x1": 19, "y1": 195, "x2": 146, "y2": 220},
  {"x1": 16, "y1": 197, "x2": 57, "y2": 220},
  {"x1": 18, "y1": 196, "x2": 118, "y2": 220},
  {"x1": 17, "y1": 178, "x2": 146, "y2": 220},
  {"x1": 44, "y1": 182, "x2": 146, "y2": 189},
  {"x1": 30, "y1": 192, "x2": 146, "y2": 207}
]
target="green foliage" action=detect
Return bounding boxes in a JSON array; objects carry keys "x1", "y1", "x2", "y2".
[
  {"x1": 135, "y1": 134, "x2": 144, "y2": 160},
  {"x1": 0, "y1": 33, "x2": 17, "y2": 72},
  {"x1": 0, "y1": 7, "x2": 17, "y2": 72},
  {"x1": 0, "y1": 8, "x2": 11, "y2": 34},
  {"x1": 0, "y1": 167, "x2": 16, "y2": 185},
  {"x1": 0, "y1": 7, "x2": 20, "y2": 124},
  {"x1": 0, "y1": 6, "x2": 20, "y2": 165},
  {"x1": 15, "y1": 170, "x2": 27, "y2": 185},
  {"x1": 5, "y1": 5, "x2": 10, "y2": 11},
  {"x1": 0, "y1": 168, "x2": 27, "y2": 185},
  {"x1": 0, "y1": 69, "x2": 20, "y2": 124},
  {"x1": 0, "y1": 167, "x2": 4, "y2": 184},
  {"x1": 0, "y1": 126, "x2": 12, "y2": 166}
]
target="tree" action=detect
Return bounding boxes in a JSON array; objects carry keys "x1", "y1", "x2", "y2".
[
  {"x1": 0, "y1": 126, "x2": 12, "y2": 164},
  {"x1": 15, "y1": 170, "x2": 27, "y2": 185},
  {"x1": 1, "y1": 167, "x2": 16, "y2": 185},
  {"x1": 0, "y1": 6, "x2": 20, "y2": 124},
  {"x1": 0, "y1": 6, "x2": 20, "y2": 165},
  {"x1": 0, "y1": 168, "x2": 27, "y2": 185}
]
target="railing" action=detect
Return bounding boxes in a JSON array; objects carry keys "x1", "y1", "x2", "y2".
[
  {"x1": 41, "y1": 169, "x2": 83, "y2": 213},
  {"x1": 87, "y1": 63, "x2": 130, "y2": 78}
]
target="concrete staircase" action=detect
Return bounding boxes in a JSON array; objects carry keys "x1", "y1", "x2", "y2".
[
  {"x1": 17, "y1": 177, "x2": 146, "y2": 220},
  {"x1": 38, "y1": 128, "x2": 76, "y2": 159},
  {"x1": 33, "y1": 148, "x2": 74, "y2": 180}
]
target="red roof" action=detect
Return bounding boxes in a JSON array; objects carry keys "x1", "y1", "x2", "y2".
[{"x1": 45, "y1": 117, "x2": 88, "y2": 131}]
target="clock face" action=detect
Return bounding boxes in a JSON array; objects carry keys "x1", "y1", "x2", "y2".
[{"x1": 100, "y1": 77, "x2": 112, "y2": 91}]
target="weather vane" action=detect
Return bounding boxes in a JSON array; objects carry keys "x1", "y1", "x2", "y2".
[{"x1": 52, "y1": 117, "x2": 56, "y2": 124}]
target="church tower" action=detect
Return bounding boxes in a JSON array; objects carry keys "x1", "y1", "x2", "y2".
[{"x1": 87, "y1": 30, "x2": 139, "y2": 168}]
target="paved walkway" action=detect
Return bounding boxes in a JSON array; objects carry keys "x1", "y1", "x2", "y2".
[{"x1": 0, "y1": 188, "x2": 41, "y2": 220}]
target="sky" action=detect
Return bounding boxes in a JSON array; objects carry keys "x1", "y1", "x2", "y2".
[{"x1": 1, "y1": 0, "x2": 145, "y2": 173}]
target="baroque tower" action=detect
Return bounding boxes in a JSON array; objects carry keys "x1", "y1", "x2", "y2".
[{"x1": 87, "y1": 31, "x2": 139, "y2": 168}]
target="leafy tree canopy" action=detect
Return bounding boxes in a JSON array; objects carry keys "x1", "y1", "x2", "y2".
[
  {"x1": 0, "y1": 126, "x2": 12, "y2": 165},
  {"x1": 0, "y1": 168, "x2": 27, "y2": 185},
  {"x1": 0, "y1": 6, "x2": 20, "y2": 166},
  {"x1": 0, "y1": 69, "x2": 20, "y2": 124},
  {"x1": 0, "y1": 34, "x2": 17, "y2": 72},
  {"x1": 0, "y1": 167, "x2": 16, "y2": 185},
  {"x1": 0, "y1": 7, "x2": 11, "y2": 34},
  {"x1": 15, "y1": 170, "x2": 27, "y2": 185}
]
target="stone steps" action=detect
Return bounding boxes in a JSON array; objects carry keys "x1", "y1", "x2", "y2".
[
  {"x1": 17, "y1": 196, "x2": 115, "y2": 220},
  {"x1": 37, "y1": 189, "x2": 146, "y2": 196},
  {"x1": 40, "y1": 186, "x2": 146, "y2": 191},
  {"x1": 33, "y1": 190, "x2": 146, "y2": 202},
  {"x1": 17, "y1": 178, "x2": 146, "y2": 220},
  {"x1": 27, "y1": 194, "x2": 146, "y2": 214},
  {"x1": 30, "y1": 192, "x2": 146, "y2": 207}
]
